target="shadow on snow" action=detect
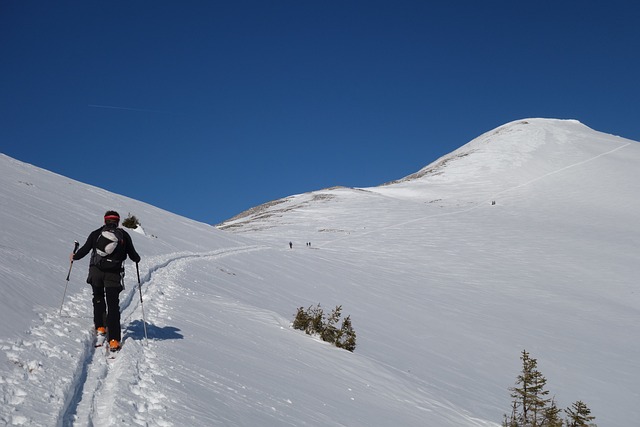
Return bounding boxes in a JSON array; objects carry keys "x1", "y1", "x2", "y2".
[{"x1": 124, "y1": 319, "x2": 184, "y2": 341}]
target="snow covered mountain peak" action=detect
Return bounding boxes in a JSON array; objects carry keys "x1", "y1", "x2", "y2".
[
  {"x1": 393, "y1": 118, "x2": 608, "y2": 184},
  {"x1": 218, "y1": 118, "x2": 637, "y2": 236}
]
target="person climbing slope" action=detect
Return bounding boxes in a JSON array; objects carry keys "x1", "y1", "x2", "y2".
[{"x1": 71, "y1": 210, "x2": 141, "y2": 351}]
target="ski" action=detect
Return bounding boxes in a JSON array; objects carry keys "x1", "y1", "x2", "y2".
[
  {"x1": 106, "y1": 340, "x2": 122, "y2": 360},
  {"x1": 95, "y1": 334, "x2": 106, "y2": 348},
  {"x1": 94, "y1": 328, "x2": 107, "y2": 348},
  {"x1": 107, "y1": 350, "x2": 120, "y2": 360}
]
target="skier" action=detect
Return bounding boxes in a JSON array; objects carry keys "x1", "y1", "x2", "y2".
[{"x1": 71, "y1": 211, "x2": 141, "y2": 351}]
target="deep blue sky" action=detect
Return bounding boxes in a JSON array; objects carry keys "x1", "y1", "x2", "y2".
[{"x1": 2, "y1": 1, "x2": 639, "y2": 224}]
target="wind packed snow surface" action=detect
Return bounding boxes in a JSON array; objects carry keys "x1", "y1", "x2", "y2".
[{"x1": 1, "y1": 119, "x2": 639, "y2": 426}]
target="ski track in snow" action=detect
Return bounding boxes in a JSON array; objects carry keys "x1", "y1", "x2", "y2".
[{"x1": 0, "y1": 245, "x2": 267, "y2": 427}]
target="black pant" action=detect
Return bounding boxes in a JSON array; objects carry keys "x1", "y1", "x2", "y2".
[{"x1": 88, "y1": 266, "x2": 123, "y2": 342}]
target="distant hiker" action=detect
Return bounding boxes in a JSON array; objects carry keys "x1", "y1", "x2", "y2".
[
  {"x1": 491, "y1": 201, "x2": 496, "y2": 206},
  {"x1": 71, "y1": 211, "x2": 141, "y2": 351},
  {"x1": 289, "y1": 241, "x2": 293, "y2": 249}
]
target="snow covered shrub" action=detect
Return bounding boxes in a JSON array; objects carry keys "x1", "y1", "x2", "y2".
[
  {"x1": 122, "y1": 213, "x2": 141, "y2": 229},
  {"x1": 292, "y1": 304, "x2": 356, "y2": 352}
]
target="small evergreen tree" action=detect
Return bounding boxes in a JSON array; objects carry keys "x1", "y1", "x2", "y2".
[
  {"x1": 542, "y1": 398, "x2": 563, "y2": 427},
  {"x1": 503, "y1": 350, "x2": 552, "y2": 427},
  {"x1": 503, "y1": 402, "x2": 518, "y2": 427},
  {"x1": 503, "y1": 352, "x2": 598, "y2": 427},
  {"x1": 565, "y1": 401, "x2": 596, "y2": 427},
  {"x1": 320, "y1": 306, "x2": 342, "y2": 343},
  {"x1": 122, "y1": 213, "x2": 141, "y2": 229},
  {"x1": 306, "y1": 304, "x2": 324, "y2": 335},
  {"x1": 292, "y1": 307, "x2": 310, "y2": 331},
  {"x1": 292, "y1": 303, "x2": 356, "y2": 352},
  {"x1": 292, "y1": 304, "x2": 325, "y2": 335},
  {"x1": 335, "y1": 315, "x2": 356, "y2": 352}
]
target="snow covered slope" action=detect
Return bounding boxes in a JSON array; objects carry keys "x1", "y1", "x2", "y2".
[
  {"x1": 0, "y1": 154, "x2": 496, "y2": 426},
  {"x1": 1, "y1": 118, "x2": 639, "y2": 426},
  {"x1": 218, "y1": 118, "x2": 640, "y2": 425}
]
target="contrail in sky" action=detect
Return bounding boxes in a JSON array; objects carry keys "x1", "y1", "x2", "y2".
[{"x1": 88, "y1": 104, "x2": 176, "y2": 114}]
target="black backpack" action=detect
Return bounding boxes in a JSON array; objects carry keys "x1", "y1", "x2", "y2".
[{"x1": 92, "y1": 225, "x2": 126, "y2": 270}]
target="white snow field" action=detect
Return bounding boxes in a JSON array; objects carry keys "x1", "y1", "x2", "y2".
[{"x1": 1, "y1": 118, "x2": 638, "y2": 426}]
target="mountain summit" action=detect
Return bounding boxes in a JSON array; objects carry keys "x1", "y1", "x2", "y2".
[{"x1": 218, "y1": 118, "x2": 637, "y2": 240}]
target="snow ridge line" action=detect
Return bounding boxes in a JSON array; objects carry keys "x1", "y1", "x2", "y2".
[
  {"x1": 318, "y1": 141, "x2": 632, "y2": 247},
  {"x1": 64, "y1": 244, "x2": 269, "y2": 427}
]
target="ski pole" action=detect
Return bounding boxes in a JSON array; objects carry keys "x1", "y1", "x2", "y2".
[
  {"x1": 136, "y1": 262, "x2": 148, "y2": 344},
  {"x1": 60, "y1": 241, "x2": 79, "y2": 316}
]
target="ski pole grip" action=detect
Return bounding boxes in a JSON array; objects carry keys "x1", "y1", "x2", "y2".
[{"x1": 66, "y1": 241, "x2": 80, "y2": 281}]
